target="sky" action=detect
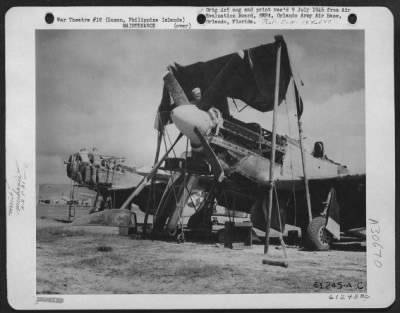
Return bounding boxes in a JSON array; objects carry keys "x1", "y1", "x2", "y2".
[{"x1": 36, "y1": 29, "x2": 365, "y2": 183}]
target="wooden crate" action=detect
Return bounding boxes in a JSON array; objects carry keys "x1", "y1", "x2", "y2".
[{"x1": 224, "y1": 221, "x2": 253, "y2": 249}]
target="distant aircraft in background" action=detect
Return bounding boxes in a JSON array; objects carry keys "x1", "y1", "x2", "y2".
[{"x1": 65, "y1": 148, "x2": 170, "y2": 213}]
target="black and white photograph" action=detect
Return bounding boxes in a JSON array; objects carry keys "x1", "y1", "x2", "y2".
[
  {"x1": 35, "y1": 29, "x2": 367, "y2": 294},
  {"x1": 5, "y1": 6, "x2": 395, "y2": 309}
]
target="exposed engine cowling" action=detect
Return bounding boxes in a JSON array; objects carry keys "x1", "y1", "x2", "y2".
[{"x1": 65, "y1": 149, "x2": 125, "y2": 187}]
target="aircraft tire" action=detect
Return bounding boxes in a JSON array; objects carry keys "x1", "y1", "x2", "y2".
[{"x1": 306, "y1": 217, "x2": 332, "y2": 251}]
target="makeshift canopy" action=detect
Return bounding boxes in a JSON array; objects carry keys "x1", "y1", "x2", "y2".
[{"x1": 156, "y1": 36, "x2": 303, "y2": 129}]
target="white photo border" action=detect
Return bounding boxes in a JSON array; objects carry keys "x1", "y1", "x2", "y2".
[{"x1": 5, "y1": 6, "x2": 395, "y2": 309}]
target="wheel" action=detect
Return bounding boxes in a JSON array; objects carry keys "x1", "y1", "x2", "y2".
[{"x1": 306, "y1": 217, "x2": 332, "y2": 251}]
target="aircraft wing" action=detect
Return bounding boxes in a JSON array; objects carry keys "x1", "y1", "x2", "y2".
[{"x1": 107, "y1": 170, "x2": 170, "y2": 191}]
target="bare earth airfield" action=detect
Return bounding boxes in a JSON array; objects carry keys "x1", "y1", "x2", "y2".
[{"x1": 37, "y1": 205, "x2": 366, "y2": 294}]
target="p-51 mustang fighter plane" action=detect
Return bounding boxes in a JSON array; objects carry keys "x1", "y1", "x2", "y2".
[{"x1": 66, "y1": 36, "x2": 365, "y2": 250}]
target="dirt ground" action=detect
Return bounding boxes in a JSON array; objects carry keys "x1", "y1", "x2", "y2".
[{"x1": 37, "y1": 204, "x2": 366, "y2": 294}]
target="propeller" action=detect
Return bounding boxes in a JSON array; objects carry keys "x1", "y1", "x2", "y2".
[{"x1": 163, "y1": 70, "x2": 225, "y2": 182}]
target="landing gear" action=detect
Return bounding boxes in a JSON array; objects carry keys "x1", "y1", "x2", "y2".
[
  {"x1": 68, "y1": 185, "x2": 76, "y2": 221},
  {"x1": 89, "y1": 191, "x2": 100, "y2": 214},
  {"x1": 176, "y1": 232, "x2": 185, "y2": 244},
  {"x1": 306, "y1": 216, "x2": 332, "y2": 251}
]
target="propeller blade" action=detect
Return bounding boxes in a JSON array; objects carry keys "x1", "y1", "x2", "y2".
[{"x1": 163, "y1": 71, "x2": 190, "y2": 107}]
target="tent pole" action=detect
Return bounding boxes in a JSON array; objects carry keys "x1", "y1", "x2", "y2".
[
  {"x1": 297, "y1": 116, "x2": 313, "y2": 224},
  {"x1": 264, "y1": 38, "x2": 282, "y2": 255},
  {"x1": 143, "y1": 128, "x2": 163, "y2": 237},
  {"x1": 119, "y1": 133, "x2": 183, "y2": 211}
]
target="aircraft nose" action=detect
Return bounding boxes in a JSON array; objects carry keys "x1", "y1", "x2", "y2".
[{"x1": 171, "y1": 105, "x2": 214, "y2": 148}]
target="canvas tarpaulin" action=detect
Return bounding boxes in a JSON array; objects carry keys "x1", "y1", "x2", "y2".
[{"x1": 156, "y1": 37, "x2": 295, "y2": 129}]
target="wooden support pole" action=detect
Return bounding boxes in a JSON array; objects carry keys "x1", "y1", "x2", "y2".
[
  {"x1": 119, "y1": 133, "x2": 183, "y2": 211},
  {"x1": 264, "y1": 38, "x2": 282, "y2": 255},
  {"x1": 297, "y1": 118, "x2": 313, "y2": 224},
  {"x1": 143, "y1": 129, "x2": 163, "y2": 237}
]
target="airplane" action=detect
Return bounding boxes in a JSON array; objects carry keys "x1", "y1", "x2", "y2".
[
  {"x1": 65, "y1": 148, "x2": 170, "y2": 214},
  {"x1": 65, "y1": 35, "x2": 366, "y2": 250}
]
